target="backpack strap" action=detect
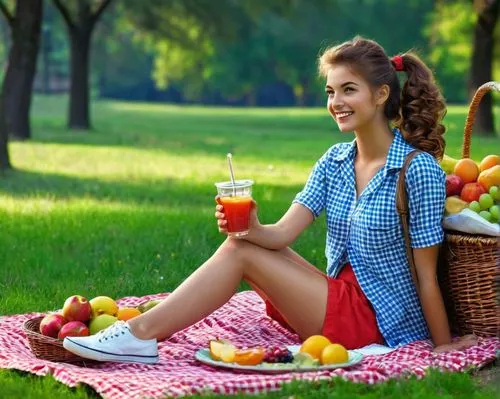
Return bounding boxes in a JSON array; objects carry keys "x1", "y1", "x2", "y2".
[{"x1": 396, "y1": 150, "x2": 423, "y2": 290}]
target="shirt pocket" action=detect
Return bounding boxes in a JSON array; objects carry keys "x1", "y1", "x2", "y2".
[{"x1": 359, "y1": 217, "x2": 402, "y2": 253}]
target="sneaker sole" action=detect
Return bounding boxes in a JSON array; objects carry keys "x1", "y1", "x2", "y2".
[{"x1": 63, "y1": 338, "x2": 159, "y2": 364}]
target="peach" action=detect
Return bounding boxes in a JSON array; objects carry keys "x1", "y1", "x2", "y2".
[
  {"x1": 58, "y1": 321, "x2": 90, "y2": 339},
  {"x1": 39, "y1": 314, "x2": 67, "y2": 338},
  {"x1": 460, "y1": 182, "x2": 486, "y2": 203},
  {"x1": 454, "y1": 158, "x2": 479, "y2": 184},
  {"x1": 62, "y1": 295, "x2": 92, "y2": 322},
  {"x1": 477, "y1": 165, "x2": 500, "y2": 191},
  {"x1": 479, "y1": 154, "x2": 500, "y2": 172}
]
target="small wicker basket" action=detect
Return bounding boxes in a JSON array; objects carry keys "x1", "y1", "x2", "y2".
[
  {"x1": 439, "y1": 81, "x2": 500, "y2": 337},
  {"x1": 23, "y1": 316, "x2": 91, "y2": 363}
]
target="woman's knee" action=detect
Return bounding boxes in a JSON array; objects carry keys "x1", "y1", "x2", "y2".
[{"x1": 218, "y1": 237, "x2": 260, "y2": 262}]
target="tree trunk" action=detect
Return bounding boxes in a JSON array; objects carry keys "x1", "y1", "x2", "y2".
[
  {"x1": 68, "y1": 29, "x2": 91, "y2": 130},
  {"x1": 3, "y1": 0, "x2": 43, "y2": 140},
  {"x1": 0, "y1": 93, "x2": 11, "y2": 170},
  {"x1": 469, "y1": 0, "x2": 499, "y2": 135}
]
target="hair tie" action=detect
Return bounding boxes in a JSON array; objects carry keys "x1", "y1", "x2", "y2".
[{"x1": 391, "y1": 55, "x2": 404, "y2": 72}]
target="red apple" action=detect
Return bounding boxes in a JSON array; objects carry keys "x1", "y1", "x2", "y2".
[
  {"x1": 445, "y1": 174, "x2": 464, "y2": 197},
  {"x1": 62, "y1": 295, "x2": 92, "y2": 322},
  {"x1": 460, "y1": 182, "x2": 486, "y2": 203},
  {"x1": 39, "y1": 314, "x2": 67, "y2": 338},
  {"x1": 57, "y1": 321, "x2": 90, "y2": 339}
]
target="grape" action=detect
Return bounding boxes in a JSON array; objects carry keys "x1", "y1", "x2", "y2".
[
  {"x1": 490, "y1": 205, "x2": 499, "y2": 223},
  {"x1": 479, "y1": 193, "x2": 494, "y2": 210},
  {"x1": 479, "y1": 210, "x2": 492, "y2": 223},
  {"x1": 469, "y1": 201, "x2": 481, "y2": 213},
  {"x1": 263, "y1": 346, "x2": 294, "y2": 363},
  {"x1": 489, "y1": 186, "x2": 500, "y2": 201}
]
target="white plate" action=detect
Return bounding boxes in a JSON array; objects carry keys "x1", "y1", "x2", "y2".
[{"x1": 195, "y1": 345, "x2": 364, "y2": 374}]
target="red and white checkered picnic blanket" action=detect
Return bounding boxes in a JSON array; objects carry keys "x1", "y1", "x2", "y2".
[{"x1": 0, "y1": 291, "x2": 498, "y2": 398}]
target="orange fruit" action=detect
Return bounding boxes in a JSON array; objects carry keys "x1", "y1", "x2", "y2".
[
  {"x1": 477, "y1": 165, "x2": 500, "y2": 191},
  {"x1": 454, "y1": 158, "x2": 479, "y2": 184},
  {"x1": 209, "y1": 339, "x2": 236, "y2": 362},
  {"x1": 233, "y1": 347, "x2": 266, "y2": 366},
  {"x1": 299, "y1": 335, "x2": 332, "y2": 360},
  {"x1": 320, "y1": 343, "x2": 348, "y2": 365},
  {"x1": 479, "y1": 154, "x2": 500, "y2": 173},
  {"x1": 117, "y1": 307, "x2": 141, "y2": 321}
]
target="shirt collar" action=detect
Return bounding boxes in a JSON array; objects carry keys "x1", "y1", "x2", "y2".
[{"x1": 332, "y1": 128, "x2": 412, "y2": 171}]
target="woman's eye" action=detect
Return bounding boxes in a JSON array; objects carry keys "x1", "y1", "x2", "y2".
[
  {"x1": 345, "y1": 87, "x2": 354, "y2": 92},
  {"x1": 326, "y1": 90, "x2": 334, "y2": 96}
]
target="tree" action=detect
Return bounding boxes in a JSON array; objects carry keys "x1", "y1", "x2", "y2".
[
  {"x1": 52, "y1": 0, "x2": 113, "y2": 130},
  {"x1": 469, "y1": 0, "x2": 499, "y2": 135},
  {"x1": 0, "y1": 0, "x2": 43, "y2": 141}
]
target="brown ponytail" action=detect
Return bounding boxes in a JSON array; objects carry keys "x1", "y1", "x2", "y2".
[
  {"x1": 318, "y1": 37, "x2": 446, "y2": 160},
  {"x1": 395, "y1": 53, "x2": 446, "y2": 160}
]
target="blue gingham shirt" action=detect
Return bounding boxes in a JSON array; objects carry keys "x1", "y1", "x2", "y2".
[{"x1": 293, "y1": 129, "x2": 446, "y2": 347}]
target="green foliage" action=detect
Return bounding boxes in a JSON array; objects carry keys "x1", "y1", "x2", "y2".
[
  {"x1": 424, "y1": 0, "x2": 476, "y2": 102},
  {"x1": 1, "y1": 95, "x2": 498, "y2": 397}
]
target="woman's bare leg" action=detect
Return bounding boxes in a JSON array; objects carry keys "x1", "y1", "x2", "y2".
[{"x1": 128, "y1": 239, "x2": 328, "y2": 341}]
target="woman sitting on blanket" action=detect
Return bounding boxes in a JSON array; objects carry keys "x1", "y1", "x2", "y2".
[{"x1": 64, "y1": 37, "x2": 477, "y2": 364}]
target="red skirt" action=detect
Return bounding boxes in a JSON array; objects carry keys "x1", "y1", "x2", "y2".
[{"x1": 265, "y1": 263, "x2": 384, "y2": 349}]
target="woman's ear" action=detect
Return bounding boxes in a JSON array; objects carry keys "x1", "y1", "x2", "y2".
[{"x1": 375, "y1": 84, "x2": 390, "y2": 106}]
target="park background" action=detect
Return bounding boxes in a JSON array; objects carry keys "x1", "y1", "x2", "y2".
[{"x1": 0, "y1": 0, "x2": 499, "y2": 398}]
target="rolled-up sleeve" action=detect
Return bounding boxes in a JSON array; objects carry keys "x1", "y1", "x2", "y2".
[
  {"x1": 292, "y1": 152, "x2": 329, "y2": 218},
  {"x1": 406, "y1": 153, "x2": 446, "y2": 248}
]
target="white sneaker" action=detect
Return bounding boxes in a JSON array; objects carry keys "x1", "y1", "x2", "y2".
[{"x1": 63, "y1": 321, "x2": 159, "y2": 364}]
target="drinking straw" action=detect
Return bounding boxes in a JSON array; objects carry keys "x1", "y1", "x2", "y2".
[{"x1": 227, "y1": 153, "x2": 236, "y2": 196}]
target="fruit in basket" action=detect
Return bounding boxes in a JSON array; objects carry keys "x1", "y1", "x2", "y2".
[
  {"x1": 137, "y1": 299, "x2": 162, "y2": 313},
  {"x1": 479, "y1": 154, "x2": 500, "y2": 172},
  {"x1": 445, "y1": 174, "x2": 464, "y2": 197},
  {"x1": 460, "y1": 182, "x2": 486, "y2": 203},
  {"x1": 58, "y1": 321, "x2": 90, "y2": 339},
  {"x1": 299, "y1": 335, "x2": 331, "y2": 360},
  {"x1": 89, "y1": 296, "x2": 118, "y2": 318},
  {"x1": 444, "y1": 196, "x2": 468, "y2": 215},
  {"x1": 62, "y1": 295, "x2": 92, "y2": 322},
  {"x1": 478, "y1": 210, "x2": 493, "y2": 223},
  {"x1": 469, "y1": 201, "x2": 481, "y2": 213},
  {"x1": 489, "y1": 205, "x2": 499, "y2": 223},
  {"x1": 209, "y1": 339, "x2": 236, "y2": 361},
  {"x1": 89, "y1": 314, "x2": 118, "y2": 335},
  {"x1": 117, "y1": 307, "x2": 141, "y2": 321},
  {"x1": 479, "y1": 193, "x2": 494, "y2": 211},
  {"x1": 489, "y1": 186, "x2": 499, "y2": 201},
  {"x1": 39, "y1": 314, "x2": 67, "y2": 338},
  {"x1": 320, "y1": 343, "x2": 348, "y2": 365},
  {"x1": 439, "y1": 154, "x2": 459, "y2": 175},
  {"x1": 477, "y1": 165, "x2": 500, "y2": 191},
  {"x1": 454, "y1": 158, "x2": 479, "y2": 184}
]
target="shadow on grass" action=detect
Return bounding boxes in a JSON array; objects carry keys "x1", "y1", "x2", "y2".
[
  {"x1": 0, "y1": 168, "x2": 302, "y2": 210},
  {"x1": 28, "y1": 97, "x2": 341, "y2": 163}
]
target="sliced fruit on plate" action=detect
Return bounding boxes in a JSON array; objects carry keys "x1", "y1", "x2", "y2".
[
  {"x1": 293, "y1": 352, "x2": 320, "y2": 367},
  {"x1": 233, "y1": 347, "x2": 266, "y2": 366},
  {"x1": 209, "y1": 339, "x2": 236, "y2": 361}
]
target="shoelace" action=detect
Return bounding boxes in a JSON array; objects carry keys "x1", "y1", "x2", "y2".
[{"x1": 97, "y1": 320, "x2": 128, "y2": 343}]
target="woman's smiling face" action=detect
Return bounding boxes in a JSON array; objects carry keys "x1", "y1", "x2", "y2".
[{"x1": 325, "y1": 64, "x2": 381, "y2": 133}]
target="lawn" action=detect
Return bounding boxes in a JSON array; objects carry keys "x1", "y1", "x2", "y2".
[{"x1": 1, "y1": 95, "x2": 499, "y2": 398}]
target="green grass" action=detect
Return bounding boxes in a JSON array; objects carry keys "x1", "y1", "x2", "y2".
[{"x1": 1, "y1": 95, "x2": 499, "y2": 398}]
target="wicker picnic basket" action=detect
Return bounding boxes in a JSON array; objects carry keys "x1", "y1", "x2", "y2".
[
  {"x1": 438, "y1": 81, "x2": 500, "y2": 338},
  {"x1": 23, "y1": 316, "x2": 89, "y2": 363}
]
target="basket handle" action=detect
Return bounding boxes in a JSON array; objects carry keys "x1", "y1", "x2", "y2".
[{"x1": 462, "y1": 81, "x2": 500, "y2": 158}]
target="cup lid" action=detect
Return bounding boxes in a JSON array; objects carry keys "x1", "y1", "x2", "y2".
[{"x1": 215, "y1": 179, "x2": 254, "y2": 189}]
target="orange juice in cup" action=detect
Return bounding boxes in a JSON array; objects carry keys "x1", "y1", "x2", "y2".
[{"x1": 215, "y1": 180, "x2": 254, "y2": 237}]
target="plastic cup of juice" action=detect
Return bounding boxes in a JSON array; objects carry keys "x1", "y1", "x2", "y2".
[{"x1": 215, "y1": 179, "x2": 254, "y2": 237}]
